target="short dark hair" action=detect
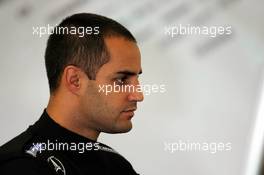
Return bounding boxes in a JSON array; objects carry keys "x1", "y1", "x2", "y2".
[{"x1": 45, "y1": 13, "x2": 136, "y2": 93}]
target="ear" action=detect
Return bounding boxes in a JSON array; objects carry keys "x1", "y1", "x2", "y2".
[{"x1": 63, "y1": 65, "x2": 82, "y2": 95}]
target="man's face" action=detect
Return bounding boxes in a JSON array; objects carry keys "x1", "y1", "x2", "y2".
[{"x1": 79, "y1": 37, "x2": 144, "y2": 134}]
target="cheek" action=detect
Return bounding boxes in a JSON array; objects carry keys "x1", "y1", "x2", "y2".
[
  {"x1": 93, "y1": 93, "x2": 120, "y2": 116},
  {"x1": 84, "y1": 82, "x2": 129, "y2": 117},
  {"x1": 105, "y1": 92, "x2": 129, "y2": 109}
]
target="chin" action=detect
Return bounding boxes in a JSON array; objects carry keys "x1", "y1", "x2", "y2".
[
  {"x1": 120, "y1": 126, "x2": 132, "y2": 133},
  {"x1": 119, "y1": 121, "x2": 133, "y2": 133},
  {"x1": 107, "y1": 123, "x2": 133, "y2": 134}
]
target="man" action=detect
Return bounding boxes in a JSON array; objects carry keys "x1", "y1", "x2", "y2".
[{"x1": 0, "y1": 13, "x2": 144, "y2": 175}]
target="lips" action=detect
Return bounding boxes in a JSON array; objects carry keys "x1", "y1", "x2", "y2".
[
  {"x1": 121, "y1": 108, "x2": 137, "y2": 119},
  {"x1": 123, "y1": 108, "x2": 137, "y2": 112}
]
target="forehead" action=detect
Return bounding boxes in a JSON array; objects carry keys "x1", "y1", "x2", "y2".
[{"x1": 100, "y1": 37, "x2": 141, "y2": 75}]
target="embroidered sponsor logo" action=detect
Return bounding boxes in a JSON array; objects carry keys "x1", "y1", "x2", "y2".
[
  {"x1": 47, "y1": 156, "x2": 66, "y2": 175},
  {"x1": 25, "y1": 143, "x2": 44, "y2": 157}
]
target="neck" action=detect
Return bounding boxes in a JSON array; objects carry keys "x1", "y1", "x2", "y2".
[{"x1": 46, "y1": 95, "x2": 100, "y2": 141}]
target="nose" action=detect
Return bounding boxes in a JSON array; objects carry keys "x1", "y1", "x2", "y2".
[
  {"x1": 128, "y1": 89, "x2": 144, "y2": 102},
  {"x1": 128, "y1": 80, "x2": 144, "y2": 102}
]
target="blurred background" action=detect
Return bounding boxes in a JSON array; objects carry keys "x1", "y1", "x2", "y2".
[{"x1": 0, "y1": 0, "x2": 264, "y2": 174}]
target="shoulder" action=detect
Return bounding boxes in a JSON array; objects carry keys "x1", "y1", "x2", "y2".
[
  {"x1": 0, "y1": 130, "x2": 32, "y2": 162},
  {"x1": 0, "y1": 129, "x2": 55, "y2": 175},
  {"x1": 0, "y1": 157, "x2": 54, "y2": 175}
]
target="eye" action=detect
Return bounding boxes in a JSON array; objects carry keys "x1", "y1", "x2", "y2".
[{"x1": 115, "y1": 76, "x2": 127, "y2": 85}]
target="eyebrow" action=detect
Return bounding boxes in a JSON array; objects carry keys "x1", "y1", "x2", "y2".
[{"x1": 115, "y1": 70, "x2": 142, "y2": 76}]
